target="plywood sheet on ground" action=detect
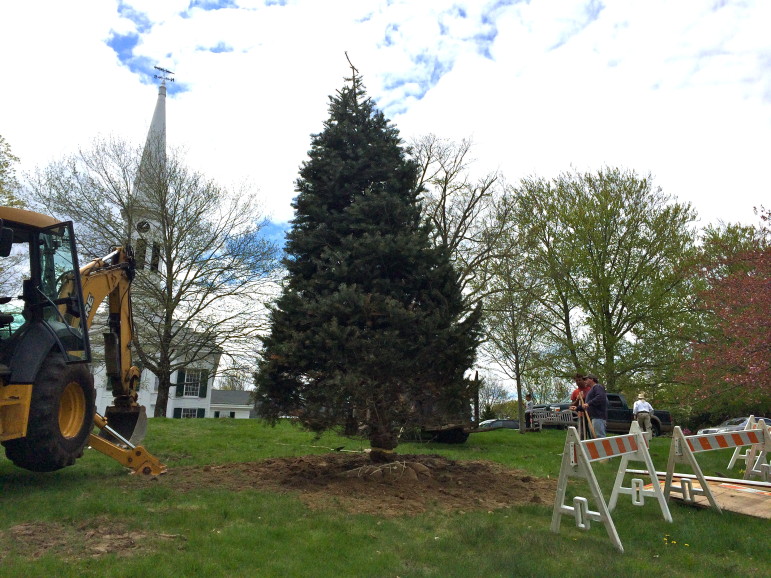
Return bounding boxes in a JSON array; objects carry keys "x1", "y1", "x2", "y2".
[{"x1": 652, "y1": 479, "x2": 771, "y2": 519}]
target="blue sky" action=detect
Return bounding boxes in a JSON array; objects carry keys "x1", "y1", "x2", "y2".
[{"x1": 2, "y1": 0, "x2": 770, "y2": 230}]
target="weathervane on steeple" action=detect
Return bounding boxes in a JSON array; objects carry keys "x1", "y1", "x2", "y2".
[{"x1": 153, "y1": 66, "x2": 175, "y2": 86}]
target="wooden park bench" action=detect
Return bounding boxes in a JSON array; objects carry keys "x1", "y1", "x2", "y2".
[{"x1": 530, "y1": 409, "x2": 579, "y2": 431}]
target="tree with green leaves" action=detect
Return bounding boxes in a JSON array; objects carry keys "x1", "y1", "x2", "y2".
[
  {"x1": 493, "y1": 167, "x2": 698, "y2": 394},
  {"x1": 255, "y1": 71, "x2": 480, "y2": 455}
]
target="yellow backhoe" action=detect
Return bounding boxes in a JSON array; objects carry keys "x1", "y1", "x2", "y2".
[{"x1": 0, "y1": 206, "x2": 165, "y2": 475}]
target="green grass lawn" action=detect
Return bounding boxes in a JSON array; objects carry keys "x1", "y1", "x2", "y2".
[{"x1": 1, "y1": 419, "x2": 768, "y2": 577}]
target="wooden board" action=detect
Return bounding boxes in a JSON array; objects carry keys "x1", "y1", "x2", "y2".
[{"x1": 652, "y1": 479, "x2": 771, "y2": 519}]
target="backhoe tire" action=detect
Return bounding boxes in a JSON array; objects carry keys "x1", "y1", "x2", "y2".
[{"x1": 2, "y1": 353, "x2": 95, "y2": 472}]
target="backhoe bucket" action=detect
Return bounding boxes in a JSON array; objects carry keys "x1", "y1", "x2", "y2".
[{"x1": 101, "y1": 405, "x2": 148, "y2": 446}]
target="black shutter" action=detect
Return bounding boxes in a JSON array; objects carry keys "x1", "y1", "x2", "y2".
[
  {"x1": 176, "y1": 370, "x2": 185, "y2": 397},
  {"x1": 198, "y1": 370, "x2": 209, "y2": 398},
  {"x1": 135, "y1": 238, "x2": 147, "y2": 269},
  {"x1": 173, "y1": 407, "x2": 182, "y2": 418},
  {"x1": 196, "y1": 408, "x2": 205, "y2": 418},
  {"x1": 150, "y1": 242, "x2": 160, "y2": 272}
]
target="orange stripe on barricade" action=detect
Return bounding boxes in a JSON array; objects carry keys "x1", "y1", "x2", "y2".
[
  {"x1": 620, "y1": 436, "x2": 634, "y2": 454},
  {"x1": 684, "y1": 429, "x2": 766, "y2": 454},
  {"x1": 586, "y1": 441, "x2": 600, "y2": 460},
  {"x1": 583, "y1": 435, "x2": 639, "y2": 460}
]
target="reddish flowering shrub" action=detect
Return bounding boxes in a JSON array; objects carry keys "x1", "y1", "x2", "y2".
[{"x1": 678, "y1": 211, "x2": 770, "y2": 412}]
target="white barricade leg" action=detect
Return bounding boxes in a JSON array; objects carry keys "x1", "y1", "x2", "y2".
[
  {"x1": 743, "y1": 444, "x2": 761, "y2": 479},
  {"x1": 744, "y1": 424, "x2": 771, "y2": 482},
  {"x1": 551, "y1": 427, "x2": 624, "y2": 553},
  {"x1": 607, "y1": 423, "x2": 672, "y2": 523},
  {"x1": 758, "y1": 461, "x2": 771, "y2": 481},
  {"x1": 728, "y1": 416, "x2": 756, "y2": 469},
  {"x1": 664, "y1": 426, "x2": 721, "y2": 513}
]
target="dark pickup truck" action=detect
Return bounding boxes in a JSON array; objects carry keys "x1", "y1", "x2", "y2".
[{"x1": 532, "y1": 392, "x2": 673, "y2": 436}]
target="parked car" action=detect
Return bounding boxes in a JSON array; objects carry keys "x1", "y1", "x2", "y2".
[
  {"x1": 476, "y1": 419, "x2": 520, "y2": 430},
  {"x1": 697, "y1": 416, "x2": 770, "y2": 435},
  {"x1": 532, "y1": 392, "x2": 673, "y2": 436}
]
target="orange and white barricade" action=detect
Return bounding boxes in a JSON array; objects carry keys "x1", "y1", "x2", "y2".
[
  {"x1": 551, "y1": 424, "x2": 671, "y2": 553},
  {"x1": 727, "y1": 415, "x2": 759, "y2": 470},
  {"x1": 664, "y1": 424, "x2": 771, "y2": 513}
]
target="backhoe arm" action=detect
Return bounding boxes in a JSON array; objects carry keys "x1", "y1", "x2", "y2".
[
  {"x1": 59, "y1": 247, "x2": 165, "y2": 474},
  {"x1": 76, "y1": 247, "x2": 139, "y2": 405}
]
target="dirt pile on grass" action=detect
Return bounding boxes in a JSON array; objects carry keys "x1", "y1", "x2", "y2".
[
  {"x1": 1, "y1": 517, "x2": 174, "y2": 561},
  {"x1": 149, "y1": 453, "x2": 558, "y2": 517},
  {"x1": 1, "y1": 455, "x2": 556, "y2": 561}
]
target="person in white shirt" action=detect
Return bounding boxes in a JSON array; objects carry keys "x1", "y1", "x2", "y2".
[
  {"x1": 633, "y1": 393, "x2": 654, "y2": 433},
  {"x1": 524, "y1": 392, "x2": 534, "y2": 428}
]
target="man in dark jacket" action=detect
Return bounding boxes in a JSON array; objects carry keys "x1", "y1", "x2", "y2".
[{"x1": 583, "y1": 374, "x2": 608, "y2": 438}]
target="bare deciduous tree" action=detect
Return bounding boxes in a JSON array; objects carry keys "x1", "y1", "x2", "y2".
[
  {"x1": 483, "y1": 250, "x2": 553, "y2": 427},
  {"x1": 411, "y1": 135, "x2": 507, "y2": 307},
  {"x1": 0, "y1": 134, "x2": 24, "y2": 206},
  {"x1": 218, "y1": 370, "x2": 252, "y2": 392},
  {"x1": 27, "y1": 135, "x2": 281, "y2": 416},
  {"x1": 477, "y1": 373, "x2": 510, "y2": 409}
]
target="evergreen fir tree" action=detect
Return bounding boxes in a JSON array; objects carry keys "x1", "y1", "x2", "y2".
[{"x1": 255, "y1": 70, "x2": 480, "y2": 453}]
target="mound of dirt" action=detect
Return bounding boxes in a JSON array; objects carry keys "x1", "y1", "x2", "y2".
[
  {"x1": 1, "y1": 455, "x2": 557, "y2": 561},
  {"x1": 144, "y1": 453, "x2": 557, "y2": 517}
]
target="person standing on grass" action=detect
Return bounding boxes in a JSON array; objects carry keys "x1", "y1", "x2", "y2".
[
  {"x1": 569, "y1": 373, "x2": 592, "y2": 439},
  {"x1": 524, "y1": 392, "x2": 534, "y2": 429},
  {"x1": 633, "y1": 393, "x2": 654, "y2": 433},
  {"x1": 583, "y1": 374, "x2": 608, "y2": 438}
]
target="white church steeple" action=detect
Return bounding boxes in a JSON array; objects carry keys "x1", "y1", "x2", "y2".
[{"x1": 131, "y1": 66, "x2": 174, "y2": 272}]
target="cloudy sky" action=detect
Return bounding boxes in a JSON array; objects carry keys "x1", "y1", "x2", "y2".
[{"x1": 2, "y1": 0, "x2": 769, "y2": 230}]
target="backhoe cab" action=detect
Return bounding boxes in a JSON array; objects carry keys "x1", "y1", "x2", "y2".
[{"x1": 0, "y1": 206, "x2": 165, "y2": 475}]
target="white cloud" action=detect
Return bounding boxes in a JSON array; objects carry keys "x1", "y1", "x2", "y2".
[{"x1": 1, "y1": 0, "x2": 769, "y2": 227}]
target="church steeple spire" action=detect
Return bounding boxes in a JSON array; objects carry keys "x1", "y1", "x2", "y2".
[
  {"x1": 130, "y1": 66, "x2": 175, "y2": 272},
  {"x1": 141, "y1": 66, "x2": 174, "y2": 174}
]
